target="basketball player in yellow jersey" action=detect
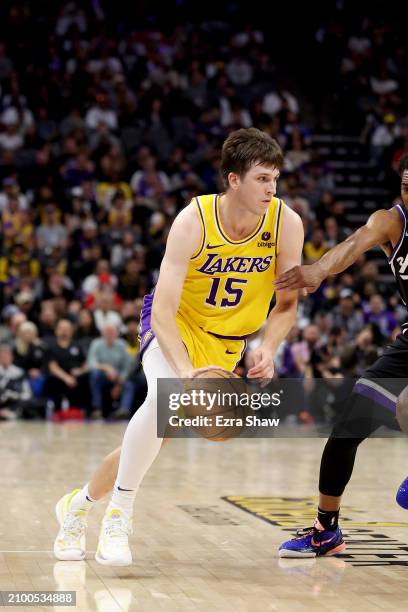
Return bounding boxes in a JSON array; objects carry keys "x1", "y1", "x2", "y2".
[{"x1": 54, "y1": 128, "x2": 304, "y2": 566}]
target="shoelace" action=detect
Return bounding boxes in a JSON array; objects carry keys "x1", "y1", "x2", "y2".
[
  {"x1": 104, "y1": 517, "x2": 132, "y2": 542},
  {"x1": 295, "y1": 526, "x2": 318, "y2": 539},
  {"x1": 61, "y1": 512, "x2": 86, "y2": 545}
]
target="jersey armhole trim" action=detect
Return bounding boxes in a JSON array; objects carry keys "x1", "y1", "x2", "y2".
[
  {"x1": 190, "y1": 197, "x2": 206, "y2": 260},
  {"x1": 274, "y1": 199, "x2": 284, "y2": 256},
  {"x1": 388, "y1": 204, "x2": 406, "y2": 264}
]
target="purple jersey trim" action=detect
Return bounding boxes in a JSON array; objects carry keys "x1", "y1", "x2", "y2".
[
  {"x1": 388, "y1": 204, "x2": 406, "y2": 263},
  {"x1": 234, "y1": 339, "x2": 247, "y2": 369},
  {"x1": 140, "y1": 292, "x2": 155, "y2": 358}
]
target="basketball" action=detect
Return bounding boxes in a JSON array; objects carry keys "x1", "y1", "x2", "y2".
[{"x1": 183, "y1": 367, "x2": 249, "y2": 441}]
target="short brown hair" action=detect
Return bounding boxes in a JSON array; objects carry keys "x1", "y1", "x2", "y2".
[{"x1": 221, "y1": 128, "x2": 284, "y2": 188}]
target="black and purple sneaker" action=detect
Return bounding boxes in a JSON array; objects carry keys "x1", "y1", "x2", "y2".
[{"x1": 279, "y1": 519, "x2": 346, "y2": 558}]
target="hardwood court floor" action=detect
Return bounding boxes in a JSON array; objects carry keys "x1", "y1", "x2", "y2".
[{"x1": 1, "y1": 421, "x2": 408, "y2": 611}]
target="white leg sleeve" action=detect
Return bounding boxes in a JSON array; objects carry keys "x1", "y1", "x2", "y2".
[{"x1": 114, "y1": 339, "x2": 177, "y2": 492}]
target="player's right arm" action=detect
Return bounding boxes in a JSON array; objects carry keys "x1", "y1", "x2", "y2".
[
  {"x1": 274, "y1": 208, "x2": 400, "y2": 293},
  {"x1": 150, "y1": 204, "x2": 202, "y2": 377}
]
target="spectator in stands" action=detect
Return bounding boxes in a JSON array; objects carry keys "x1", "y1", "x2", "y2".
[
  {"x1": 122, "y1": 316, "x2": 140, "y2": 357},
  {"x1": 36, "y1": 302, "x2": 57, "y2": 341},
  {"x1": 74, "y1": 309, "x2": 99, "y2": 353},
  {"x1": 130, "y1": 153, "x2": 171, "y2": 202},
  {"x1": 332, "y1": 289, "x2": 364, "y2": 340},
  {"x1": 0, "y1": 343, "x2": 33, "y2": 420},
  {"x1": 93, "y1": 289, "x2": 122, "y2": 332},
  {"x1": 363, "y1": 293, "x2": 399, "y2": 338},
  {"x1": 304, "y1": 227, "x2": 328, "y2": 263},
  {"x1": 87, "y1": 322, "x2": 131, "y2": 419},
  {"x1": 13, "y1": 321, "x2": 46, "y2": 397},
  {"x1": 36, "y1": 204, "x2": 68, "y2": 253},
  {"x1": 117, "y1": 258, "x2": 147, "y2": 300},
  {"x1": 324, "y1": 216, "x2": 348, "y2": 248},
  {"x1": 44, "y1": 318, "x2": 89, "y2": 415}
]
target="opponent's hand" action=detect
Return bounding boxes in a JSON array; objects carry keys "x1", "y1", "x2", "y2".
[
  {"x1": 274, "y1": 263, "x2": 324, "y2": 295},
  {"x1": 246, "y1": 346, "x2": 274, "y2": 387}
]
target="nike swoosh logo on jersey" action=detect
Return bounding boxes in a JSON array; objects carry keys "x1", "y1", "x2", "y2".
[
  {"x1": 207, "y1": 243, "x2": 225, "y2": 249},
  {"x1": 225, "y1": 350, "x2": 236, "y2": 354}
]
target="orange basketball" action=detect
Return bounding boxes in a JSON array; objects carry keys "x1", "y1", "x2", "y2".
[{"x1": 183, "y1": 367, "x2": 249, "y2": 441}]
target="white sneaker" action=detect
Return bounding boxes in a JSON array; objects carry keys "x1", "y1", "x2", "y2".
[
  {"x1": 54, "y1": 489, "x2": 87, "y2": 561},
  {"x1": 95, "y1": 508, "x2": 132, "y2": 566}
]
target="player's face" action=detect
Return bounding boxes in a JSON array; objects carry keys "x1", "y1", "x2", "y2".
[
  {"x1": 234, "y1": 163, "x2": 280, "y2": 213},
  {"x1": 401, "y1": 170, "x2": 408, "y2": 206}
]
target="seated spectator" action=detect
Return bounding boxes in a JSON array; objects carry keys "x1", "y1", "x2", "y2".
[
  {"x1": 324, "y1": 216, "x2": 349, "y2": 248},
  {"x1": 36, "y1": 301, "x2": 57, "y2": 341},
  {"x1": 117, "y1": 258, "x2": 147, "y2": 300},
  {"x1": 363, "y1": 294, "x2": 399, "y2": 338},
  {"x1": 93, "y1": 289, "x2": 122, "y2": 332},
  {"x1": 122, "y1": 316, "x2": 140, "y2": 357},
  {"x1": 332, "y1": 289, "x2": 364, "y2": 341},
  {"x1": 85, "y1": 93, "x2": 118, "y2": 132},
  {"x1": 44, "y1": 318, "x2": 89, "y2": 415},
  {"x1": 283, "y1": 174, "x2": 312, "y2": 232},
  {"x1": 130, "y1": 153, "x2": 171, "y2": 202},
  {"x1": 42, "y1": 271, "x2": 75, "y2": 303},
  {"x1": 285, "y1": 127, "x2": 311, "y2": 171},
  {"x1": 340, "y1": 324, "x2": 382, "y2": 376},
  {"x1": 315, "y1": 191, "x2": 345, "y2": 224},
  {"x1": 107, "y1": 190, "x2": 132, "y2": 230},
  {"x1": 0, "y1": 242, "x2": 40, "y2": 291},
  {"x1": 0, "y1": 176, "x2": 28, "y2": 214},
  {"x1": 0, "y1": 343, "x2": 35, "y2": 420},
  {"x1": 2, "y1": 195, "x2": 27, "y2": 250},
  {"x1": 304, "y1": 228, "x2": 328, "y2": 263},
  {"x1": 0, "y1": 307, "x2": 26, "y2": 343},
  {"x1": 13, "y1": 321, "x2": 46, "y2": 397},
  {"x1": 82, "y1": 259, "x2": 117, "y2": 297},
  {"x1": 14, "y1": 288, "x2": 36, "y2": 319},
  {"x1": 36, "y1": 204, "x2": 68, "y2": 253},
  {"x1": 110, "y1": 231, "x2": 139, "y2": 272},
  {"x1": 74, "y1": 309, "x2": 99, "y2": 353},
  {"x1": 87, "y1": 323, "x2": 131, "y2": 419}
]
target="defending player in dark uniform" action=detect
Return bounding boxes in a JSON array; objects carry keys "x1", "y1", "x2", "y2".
[{"x1": 276, "y1": 154, "x2": 408, "y2": 557}]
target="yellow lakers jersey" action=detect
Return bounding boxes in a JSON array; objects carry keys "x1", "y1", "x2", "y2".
[{"x1": 177, "y1": 194, "x2": 284, "y2": 339}]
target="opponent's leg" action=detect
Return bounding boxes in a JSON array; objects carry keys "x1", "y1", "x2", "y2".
[{"x1": 279, "y1": 390, "x2": 397, "y2": 557}]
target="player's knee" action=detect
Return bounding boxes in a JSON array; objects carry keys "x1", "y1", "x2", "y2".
[{"x1": 396, "y1": 386, "x2": 408, "y2": 433}]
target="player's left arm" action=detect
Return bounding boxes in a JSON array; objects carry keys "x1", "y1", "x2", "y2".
[{"x1": 247, "y1": 206, "x2": 304, "y2": 382}]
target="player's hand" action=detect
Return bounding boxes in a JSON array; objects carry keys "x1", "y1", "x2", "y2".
[
  {"x1": 246, "y1": 347, "x2": 274, "y2": 387},
  {"x1": 274, "y1": 263, "x2": 324, "y2": 294}
]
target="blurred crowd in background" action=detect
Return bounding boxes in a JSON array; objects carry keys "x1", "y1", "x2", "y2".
[{"x1": 0, "y1": 0, "x2": 407, "y2": 423}]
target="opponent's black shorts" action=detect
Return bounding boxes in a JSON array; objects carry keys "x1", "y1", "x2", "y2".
[{"x1": 331, "y1": 329, "x2": 408, "y2": 438}]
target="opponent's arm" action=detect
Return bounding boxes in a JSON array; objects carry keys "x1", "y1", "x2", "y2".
[
  {"x1": 274, "y1": 209, "x2": 394, "y2": 293},
  {"x1": 247, "y1": 207, "x2": 304, "y2": 380},
  {"x1": 151, "y1": 205, "x2": 202, "y2": 377}
]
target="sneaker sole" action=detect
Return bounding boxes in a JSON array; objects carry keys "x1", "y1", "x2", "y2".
[
  {"x1": 95, "y1": 549, "x2": 132, "y2": 566},
  {"x1": 54, "y1": 496, "x2": 86, "y2": 561},
  {"x1": 278, "y1": 549, "x2": 316, "y2": 558},
  {"x1": 278, "y1": 541, "x2": 346, "y2": 558}
]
